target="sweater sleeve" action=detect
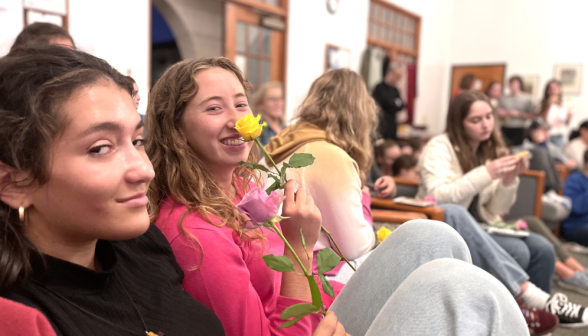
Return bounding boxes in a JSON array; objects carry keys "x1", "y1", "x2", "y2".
[
  {"x1": 419, "y1": 138, "x2": 494, "y2": 204},
  {"x1": 0, "y1": 298, "x2": 57, "y2": 336},
  {"x1": 170, "y1": 225, "x2": 320, "y2": 336},
  {"x1": 300, "y1": 145, "x2": 376, "y2": 261},
  {"x1": 483, "y1": 178, "x2": 519, "y2": 217},
  {"x1": 565, "y1": 173, "x2": 588, "y2": 216}
]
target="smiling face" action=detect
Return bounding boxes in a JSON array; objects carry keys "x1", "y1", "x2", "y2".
[
  {"x1": 463, "y1": 100, "x2": 494, "y2": 144},
  {"x1": 26, "y1": 81, "x2": 154, "y2": 243},
  {"x1": 180, "y1": 67, "x2": 254, "y2": 173}
]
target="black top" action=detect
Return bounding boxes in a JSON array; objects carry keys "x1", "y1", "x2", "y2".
[
  {"x1": 3, "y1": 225, "x2": 225, "y2": 336},
  {"x1": 372, "y1": 82, "x2": 404, "y2": 140}
]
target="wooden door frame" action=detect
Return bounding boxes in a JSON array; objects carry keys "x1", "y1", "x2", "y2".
[{"x1": 224, "y1": 0, "x2": 288, "y2": 93}]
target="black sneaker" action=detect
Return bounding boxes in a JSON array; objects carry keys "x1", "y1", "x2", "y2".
[{"x1": 545, "y1": 293, "x2": 588, "y2": 328}]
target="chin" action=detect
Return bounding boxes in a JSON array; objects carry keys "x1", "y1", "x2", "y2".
[{"x1": 108, "y1": 214, "x2": 151, "y2": 241}]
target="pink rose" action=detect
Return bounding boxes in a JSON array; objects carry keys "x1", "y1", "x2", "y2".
[
  {"x1": 236, "y1": 184, "x2": 284, "y2": 229},
  {"x1": 516, "y1": 219, "x2": 528, "y2": 231}
]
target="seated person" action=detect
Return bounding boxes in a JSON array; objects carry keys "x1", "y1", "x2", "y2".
[
  {"x1": 372, "y1": 139, "x2": 401, "y2": 177},
  {"x1": 516, "y1": 119, "x2": 572, "y2": 227},
  {"x1": 0, "y1": 298, "x2": 56, "y2": 336},
  {"x1": 391, "y1": 154, "x2": 420, "y2": 182},
  {"x1": 417, "y1": 91, "x2": 588, "y2": 327},
  {"x1": 563, "y1": 149, "x2": 588, "y2": 247},
  {"x1": 0, "y1": 46, "x2": 225, "y2": 336},
  {"x1": 565, "y1": 121, "x2": 588, "y2": 168},
  {"x1": 147, "y1": 61, "x2": 529, "y2": 335}
]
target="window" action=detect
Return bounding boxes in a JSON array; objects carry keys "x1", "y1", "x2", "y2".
[{"x1": 368, "y1": 0, "x2": 420, "y2": 59}]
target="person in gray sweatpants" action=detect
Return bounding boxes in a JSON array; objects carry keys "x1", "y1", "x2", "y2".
[{"x1": 330, "y1": 219, "x2": 527, "y2": 336}]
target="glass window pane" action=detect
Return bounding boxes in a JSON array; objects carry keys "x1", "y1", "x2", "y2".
[
  {"x1": 249, "y1": 25, "x2": 259, "y2": 54},
  {"x1": 266, "y1": 0, "x2": 279, "y2": 6},
  {"x1": 379, "y1": 5, "x2": 385, "y2": 21},
  {"x1": 372, "y1": 3, "x2": 380, "y2": 20},
  {"x1": 235, "y1": 54, "x2": 247, "y2": 75},
  {"x1": 379, "y1": 24, "x2": 386, "y2": 40},
  {"x1": 237, "y1": 22, "x2": 247, "y2": 53},
  {"x1": 397, "y1": 15, "x2": 404, "y2": 31},
  {"x1": 261, "y1": 59, "x2": 271, "y2": 84},
  {"x1": 387, "y1": 28, "x2": 394, "y2": 43},
  {"x1": 373, "y1": 24, "x2": 379, "y2": 39},
  {"x1": 369, "y1": 22, "x2": 376, "y2": 36},
  {"x1": 249, "y1": 58, "x2": 258, "y2": 86},
  {"x1": 262, "y1": 28, "x2": 271, "y2": 56},
  {"x1": 391, "y1": 10, "x2": 397, "y2": 27}
]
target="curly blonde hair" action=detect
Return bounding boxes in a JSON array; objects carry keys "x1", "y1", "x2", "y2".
[
  {"x1": 146, "y1": 57, "x2": 262, "y2": 249},
  {"x1": 292, "y1": 69, "x2": 378, "y2": 184}
]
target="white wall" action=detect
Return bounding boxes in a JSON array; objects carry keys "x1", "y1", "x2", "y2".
[
  {"x1": 285, "y1": 0, "x2": 370, "y2": 121},
  {"x1": 0, "y1": 0, "x2": 150, "y2": 115},
  {"x1": 449, "y1": 0, "x2": 588, "y2": 136}
]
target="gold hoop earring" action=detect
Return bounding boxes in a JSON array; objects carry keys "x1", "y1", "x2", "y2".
[{"x1": 19, "y1": 206, "x2": 25, "y2": 223}]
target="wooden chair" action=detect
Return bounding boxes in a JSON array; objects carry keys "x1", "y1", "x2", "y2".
[
  {"x1": 371, "y1": 177, "x2": 445, "y2": 223},
  {"x1": 554, "y1": 162, "x2": 570, "y2": 195}
]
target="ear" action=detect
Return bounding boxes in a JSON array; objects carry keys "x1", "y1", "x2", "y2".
[{"x1": 0, "y1": 162, "x2": 34, "y2": 210}]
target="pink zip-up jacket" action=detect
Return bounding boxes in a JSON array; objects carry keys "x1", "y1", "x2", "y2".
[{"x1": 156, "y1": 190, "x2": 337, "y2": 336}]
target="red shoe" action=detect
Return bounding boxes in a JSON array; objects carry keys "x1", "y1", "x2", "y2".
[{"x1": 520, "y1": 304, "x2": 559, "y2": 335}]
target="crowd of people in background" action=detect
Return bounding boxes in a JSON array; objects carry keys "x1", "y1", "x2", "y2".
[{"x1": 4, "y1": 21, "x2": 588, "y2": 336}]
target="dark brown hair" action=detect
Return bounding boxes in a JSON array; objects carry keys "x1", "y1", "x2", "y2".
[
  {"x1": 459, "y1": 74, "x2": 476, "y2": 90},
  {"x1": 10, "y1": 22, "x2": 75, "y2": 52},
  {"x1": 0, "y1": 46, "x2": 132, "y2": 292},
  {"x1": 446, "y1": 91, "x2": 503, "y2": 173},
  {"x1": 539, "y1": 79, "x2": 563, "y2": 119},
  {"x1": 509, "y1": 75, "x2": 524, "y2": 89},
  {"x1": 391, "y1": 154, "x2": 417, "y2": 176},
  {"x1": 374, "y1": 139, "x2": 399, "y2": 159}
]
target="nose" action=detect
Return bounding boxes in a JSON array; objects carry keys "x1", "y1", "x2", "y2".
[{"x1": 124, "y1": 146, "x2": 155, "y2": 185}]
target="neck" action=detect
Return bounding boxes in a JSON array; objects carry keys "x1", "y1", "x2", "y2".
[
  {"x1": 212, "y1": 168, "x2": 237, "y2": 201},
  {"x1": 468, "y1": 139, "x2": 480, "y2": 152},
  {"x1": 512, "y1": 90, "x2": 521, "y2": 96},
  {"x1": 26, "y1": 212, "x2": 98, "y2": 270}
]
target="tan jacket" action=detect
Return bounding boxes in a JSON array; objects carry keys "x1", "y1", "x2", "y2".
[
  {"x1": 417, "y1": 134, "x2": 519, "y2": 224},
  {"x1": 262, "y1": 140, "x2": 375, "y2": 261}
]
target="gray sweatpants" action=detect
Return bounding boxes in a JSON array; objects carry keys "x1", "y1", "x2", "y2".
[{"x1": 330, "y1": 220, "x2": 528, "y2": 336}]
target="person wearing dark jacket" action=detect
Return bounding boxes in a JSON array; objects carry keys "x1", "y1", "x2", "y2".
[{"x1": 373, "y1": 58, "x2": 404, "y2": 140}]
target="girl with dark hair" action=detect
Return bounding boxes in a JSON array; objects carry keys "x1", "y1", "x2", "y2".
[
  {"x1": 391, "y1": 155, "x2": 419, "y2": 182},
  {"x1": 565, "y1": 121, "x2": 588, "y2": 167},
  {"x1": 0, "y1": 46, "x2": 225, "y2": 336},
  {"x1": 418, "y1": 91, "x2": 588, "y2": 328},
  {"x1": 540, "y1": 80, "x2": 572, "y2": 148}
]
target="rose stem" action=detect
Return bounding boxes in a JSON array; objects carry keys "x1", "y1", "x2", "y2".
[
  {"x1": 321, "y1": 226, "x2": 356, "y2": 272},
  {"x1": 271, "y1": 222, "x2": 310, "y2": 277},
  {"x1": 254, "y1": 138, "x2": 285, "y2": 185}
]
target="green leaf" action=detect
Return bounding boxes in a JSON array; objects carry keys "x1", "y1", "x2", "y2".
[
  {"x1": 238, "y1": 161, "x2": 270, "y2": 173},
  {"x1": 307, "y1": 275, "x2": 323, "y2": 310},
  {"x1": 280, "y1": 302, "x2": 318, "y2": 320},
  {"x1": 278, "y1": 315, "x2": 304, "y2": 329},
  {"x1": 283, "y1": 162, "x2": 292, "y2": 168},
  {"x1": 287, "y1": 153, "x2": 315, "y2": 168},
  {"x1": 262, "y1": 254, "x2": 295, "y2": 272},
  {"x1": 319, "y1": 274, "x2": 335, "y2": 298},
  {"x1": 316, "y1": 248, "x2": 341, "y2": 274}
]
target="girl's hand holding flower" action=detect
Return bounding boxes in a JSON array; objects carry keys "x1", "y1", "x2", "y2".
[{"x1": 280, "y1": 180, "x2": 322, "y2": 253}]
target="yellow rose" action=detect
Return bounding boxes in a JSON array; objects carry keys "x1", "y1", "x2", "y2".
[
  {"x1": 235, "y1": 114, "x2": 266, "y2": 141},
  {"x1": 376, "y1": 226, "x2": 393, "y2": 243}
]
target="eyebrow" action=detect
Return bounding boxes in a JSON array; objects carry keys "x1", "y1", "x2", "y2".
[
  {"x1": 200, "y1": 93, "x2": 247, "y2": 105},
  {"x1": 80, "y1": 120, "x2": 143, "y2": 137}
]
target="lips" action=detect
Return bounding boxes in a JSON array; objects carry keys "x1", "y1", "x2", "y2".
[{"x1": 116, "y1": 193, "x2": 149, "y2": 207}]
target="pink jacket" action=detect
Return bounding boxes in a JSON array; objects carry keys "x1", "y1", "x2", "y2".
[{"x1": 156, "y1": 192, "x2": 335, "y2": 336}]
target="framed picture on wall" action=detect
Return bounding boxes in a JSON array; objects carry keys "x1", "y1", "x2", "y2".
[
  {"x1": 450, "y1": 63, "x2": 506, "y2": 101},
  {"x1": 325, "y1": 44, "x2": 351, "y2": 72},
  {"x1": 553, "y1": 63, "x2": 583, "y2": 95}
]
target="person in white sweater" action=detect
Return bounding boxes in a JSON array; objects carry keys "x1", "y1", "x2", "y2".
[
  {"x1": 565, "y1": 121, "x2": 588, "y2": 168},
  {"x1": 418, "y1": 91, "x2": 588, "y2": 327}
]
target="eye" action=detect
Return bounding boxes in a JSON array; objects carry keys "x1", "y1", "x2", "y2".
[
  {"x1": 236, "y1": 103, "x2": 249, "y2": 108},
  {"x1": 206, "y1": 106, "x2": 221, "y2": 112},
  {"x1": 89, "y1": 145, "x2": 113, "y2": 155},
  {"x1": 133, "y1": 139, "x2": 145, "y2": 147}
]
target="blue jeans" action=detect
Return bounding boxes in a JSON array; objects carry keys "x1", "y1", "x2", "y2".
[
  {"x1": 491, "y1": 232, "x2": 555, "y2": 293},
  {"x1": 439, "y1": 204, "x2": 529, "y2": 296},
  {"x1": 563, "y1": 224, "x2": 588, "y2": 247}
]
